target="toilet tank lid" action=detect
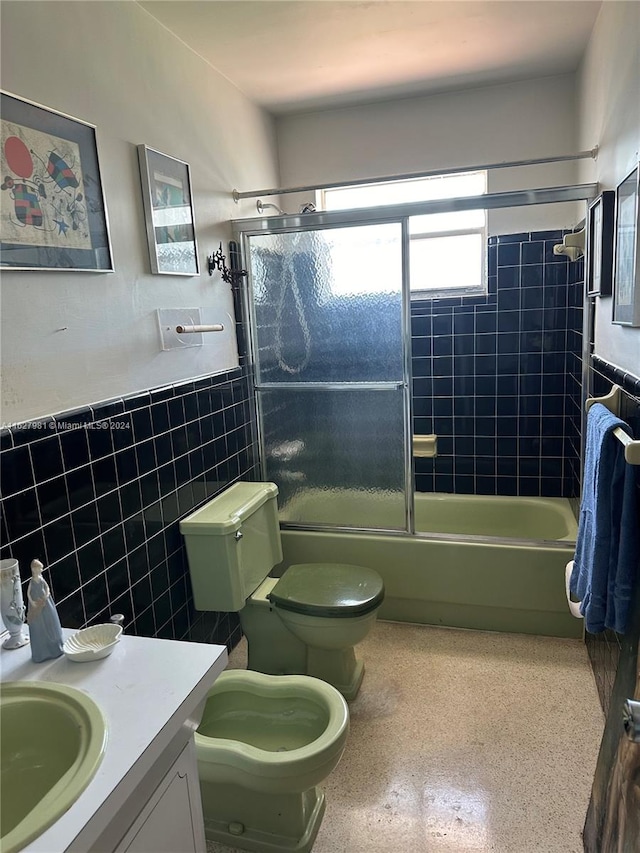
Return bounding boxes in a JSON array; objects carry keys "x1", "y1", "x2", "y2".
[
  {"x1": 179, "y1": 482, "x2": 279, "y2": 535},
  {"x1": 269, "y1": 563, "x2": 385, "y2": 618}
]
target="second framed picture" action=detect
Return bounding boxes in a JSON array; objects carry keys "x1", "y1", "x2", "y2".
[
  {"x1": 138, "y1": 145, "x2": 199, "y2": 276},
  {"x1": 612, "y1": 163, "x2": 640, "y2": 326},
  {"x1": 586, "y1": 190, "x2": 615, "y2": 297}
]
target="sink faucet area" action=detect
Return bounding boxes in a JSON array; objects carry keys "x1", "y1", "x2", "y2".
[{"x1": 0, "y1": 631, "x2": 227, "y2": 853}]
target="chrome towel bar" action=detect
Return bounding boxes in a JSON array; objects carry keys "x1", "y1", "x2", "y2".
[{"x1": 585, "y1": 385, "x2": 640, "y2": 465}]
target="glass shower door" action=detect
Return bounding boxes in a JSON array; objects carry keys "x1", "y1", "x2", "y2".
[{"x1": 245, "y1": 221, "x2": 410, "y2": 531}]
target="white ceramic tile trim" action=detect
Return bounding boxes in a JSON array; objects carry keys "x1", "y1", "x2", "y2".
[{"x1": 209, "y1": 622, "x2": 603, "y2": 853}]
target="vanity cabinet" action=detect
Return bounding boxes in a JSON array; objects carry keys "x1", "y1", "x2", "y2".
[
  {"x1": 114, "y1": 741, "x2": 205, "y2": 853},
  {"x1": 78, "y1": 694, "x2": 210, "y2": 853},
  {"x1": 1, "y1": 633, "x2": 227, "y2": 853}
]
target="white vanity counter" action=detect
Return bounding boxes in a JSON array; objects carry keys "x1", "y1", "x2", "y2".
[{"x1": 0, "y1": 631, "x2": 228, "y2": 852}]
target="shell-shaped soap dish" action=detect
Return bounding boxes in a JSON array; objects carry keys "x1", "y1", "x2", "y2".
[{"x1": 63, "y1": 624, "x2": 123, "y2": 662}]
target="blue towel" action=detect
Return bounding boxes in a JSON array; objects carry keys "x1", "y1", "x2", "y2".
[{"x1": 570, "y1": 402, "x2": 639, "y2": 634}]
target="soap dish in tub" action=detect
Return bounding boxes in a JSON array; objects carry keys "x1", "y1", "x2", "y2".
[{"x1": 63, "y1": 624, "x2": 123, "y2": 662}]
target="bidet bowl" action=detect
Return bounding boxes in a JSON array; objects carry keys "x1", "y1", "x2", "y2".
[
  {"x1": 0, "y1": 681, "x2": 107, "y2": 853},
  {"x1": 195, "y1": 670, "x2": 349, "y2": 793}
]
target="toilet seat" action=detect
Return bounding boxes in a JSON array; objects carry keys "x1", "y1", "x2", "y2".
[{"x1": 269, "y1": 563, "x2": 385, "y2": 618}]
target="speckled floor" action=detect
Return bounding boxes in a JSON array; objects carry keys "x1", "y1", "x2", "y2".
[{"x1": 206, "y1": 621, "x2": 604, "y2": 853}]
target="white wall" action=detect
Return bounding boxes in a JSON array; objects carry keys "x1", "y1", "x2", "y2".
[
  {"x1": 275, "y1": 74, "x2": 585, "y2": 232},
  {"x1": 577, "y1": 1, "x2": 640, "y2": 377},
  {"x1": 0, "y1": 1, "x2": 279, "y2": 423}
]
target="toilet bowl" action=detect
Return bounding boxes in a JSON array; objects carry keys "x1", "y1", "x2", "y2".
[
  {"x1": 241, "y1": 567, "x2": 382, "y2": 699},
  {"x1": 195, "y1": 669, "x2": 349, "y2": 852},
  {"x1": 180, "y1": 482, "x2": 384, "y2": 699}
]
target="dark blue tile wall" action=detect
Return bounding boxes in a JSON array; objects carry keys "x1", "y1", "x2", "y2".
[
  {"x1": 412, "y1": 229, "x2": 584, "y2": 497},
  {"x1": 564, "y1": 245, "x2": 585, "y2": 493},
  {"x1": 585, "y1": 356, "x2": 640, "y2": 714},
  {"x1": 0, "y1": 367, "x2": 259, "y2": 649}
]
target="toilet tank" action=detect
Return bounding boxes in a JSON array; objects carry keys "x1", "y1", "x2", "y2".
[{"x1": 180, "y1": 482, "x2": 283, "y2": 612}]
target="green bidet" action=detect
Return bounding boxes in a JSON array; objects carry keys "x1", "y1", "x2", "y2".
[{"x1": 195, "y1": 669, "x2": 349, "y2": 853}]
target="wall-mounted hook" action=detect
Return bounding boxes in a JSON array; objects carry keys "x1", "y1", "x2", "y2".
[
  {"x1": 207, "y1": 242, "x2": 248, "y2": 283},
  {"x1": 553, "y1": 228, "x2": 586, "y2": 261}
]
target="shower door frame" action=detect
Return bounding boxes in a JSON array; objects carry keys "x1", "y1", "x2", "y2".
[
  {"x1": 232, "y1": 183, "x2": 598, "y2": 539},
  {"x1": 234, "y1": 213, "x2": 416, "y2": 536}
]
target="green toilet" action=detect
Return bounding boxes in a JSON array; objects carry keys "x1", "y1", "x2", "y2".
[{"x1": 180, "y1": 481, "x2": 385, "y2": 699}]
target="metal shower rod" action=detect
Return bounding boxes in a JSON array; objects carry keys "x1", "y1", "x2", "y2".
[{"x1": 232, "y1": 148, "x2": 598, "y2": 201}]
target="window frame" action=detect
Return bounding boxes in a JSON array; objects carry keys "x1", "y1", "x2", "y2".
[
  {"x1": 408, "y1": 226, "x2": 487, "y2": 301},
  {"x1": 320, "y1": 171, "x2": 488, "y2": 301}
]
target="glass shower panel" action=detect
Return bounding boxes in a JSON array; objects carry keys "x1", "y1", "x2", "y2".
[
  {"x1": 246, "y1": 220, "x2": 409, "y2": 532},
  {"x1": 260, "y1": 387, "x2": 407, "y2": 529},
  {"x1": 248, "y1": 224, "x2": 404, "y2": 383}
]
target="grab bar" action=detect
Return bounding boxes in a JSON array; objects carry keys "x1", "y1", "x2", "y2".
[
  {"x1": 565, "y1": 561, "x2": 583, "y2": 619},
  {"x1": 585, "y1": 385, "x2": 640, "y2": 465}
]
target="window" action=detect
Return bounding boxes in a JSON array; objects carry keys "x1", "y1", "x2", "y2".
[{"x1": 322, "y1": 171, "x2": 487, "y2": 299}]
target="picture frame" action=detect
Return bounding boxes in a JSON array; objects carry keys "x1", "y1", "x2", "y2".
[
  {"x1": 0, "y1": 90, "x2": 113, "y2": 272},
  {"x1": 137, "y1": 145, "x2": 199, "y2": 276},
  {"x1": 612, "y1": 163, "x2": 640, "y2": 326},
  {"x1": 586, "y1": 190, "x2": 615, "y2": 297}
]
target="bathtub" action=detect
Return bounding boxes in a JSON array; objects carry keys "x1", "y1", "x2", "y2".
[{"x1": 278, "y1": 491, "x2": 581, "y2": 639}]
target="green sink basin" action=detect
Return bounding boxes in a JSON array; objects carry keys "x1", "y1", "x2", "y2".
[{"x1": 0, "y1": 681, "x2": 107, "y2": 853}]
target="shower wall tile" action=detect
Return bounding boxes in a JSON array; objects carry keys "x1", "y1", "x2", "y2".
[
  {"x1": 0, "y1": 368, "x2": 259, "y2": 649},
  {"x1": 412, "y1": 229, "x2": 583, "y2": 498}
]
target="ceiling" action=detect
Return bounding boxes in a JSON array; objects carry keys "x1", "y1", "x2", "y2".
[{"x1": 139, "y1": 0, "x2": 602, "y2": 115}]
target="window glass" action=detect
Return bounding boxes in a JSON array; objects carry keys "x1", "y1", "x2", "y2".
[
  {"x1": 324, "y1": 171, "x2": 486, "y2": 209},
  {"x1": 323, "y1": 171, "x2": 487, "y2": 298},
  {"x1": 409, "y1": 209, "x2": 485, "y2": 234},
  {"x1": 410, "y1": 233, "x2": 484, "y2": 294}
]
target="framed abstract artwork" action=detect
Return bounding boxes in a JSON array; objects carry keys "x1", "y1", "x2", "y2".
[
  {"x1": 586, "y1": 190, "x2": 615, "y2": 297},
  {"x1": 613, "y1": 163, "x2": 640, "y2": 326},
  {"x1": 0, "y1": 90, "x2": 113, "y2": 272},
  {"x1": 137, "y1": 145, "x2": 199, "y2": 276}
]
